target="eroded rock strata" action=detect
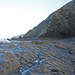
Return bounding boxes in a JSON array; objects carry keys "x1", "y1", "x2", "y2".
[
  {"x1": 0, "y1": 38, "x2": 75, "y2": 75},
  {"x1": 1, "y1": 0, "x2": 75, "y2": 75}
]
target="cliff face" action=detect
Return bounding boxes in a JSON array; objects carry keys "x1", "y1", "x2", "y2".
[
  {"x1": 0, "y1": 1, "x2": 75, "y2": 75},
  {"x1": 42, "y1": 0, "x2": 75, "y2": 38},
  {"x1": 12, "y1": 0, "x2": 75, "y2": 39}
]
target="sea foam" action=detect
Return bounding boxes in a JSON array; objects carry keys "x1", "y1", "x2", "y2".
[{"x1": 0, "y1": 38, "x2": 10, "y2": 43}]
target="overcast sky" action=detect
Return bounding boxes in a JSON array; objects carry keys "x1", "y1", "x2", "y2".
[{"x1": 0, "y1": 0, "x2": 72, "y2": 38}]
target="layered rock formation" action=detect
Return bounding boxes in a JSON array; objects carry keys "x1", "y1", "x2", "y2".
[
  {"x1": 12, "y1": 0, "x2": 75, "y2": 39},
  {"x1": 0, "y1": 38, "x2": 75, "y2": 75},
  {"x1": 1, "y1": 0, "x2": 75, "y2": 75}
]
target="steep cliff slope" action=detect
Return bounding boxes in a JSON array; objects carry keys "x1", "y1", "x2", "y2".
[{"x1": 12, "y1": 0, "x2": 75, "y2": 39}]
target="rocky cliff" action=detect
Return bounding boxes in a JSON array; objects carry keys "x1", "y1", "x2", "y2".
[
  {"x1": 0, "y1": 1, "x2": 75, "y2": 75},
  {"x1": 12, "y1": 0, "x2": 75, "y2": 39}
]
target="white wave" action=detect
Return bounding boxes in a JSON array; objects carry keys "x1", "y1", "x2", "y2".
[{"x1": 0, "y1": 38, "x2": 10, "y2": 43}]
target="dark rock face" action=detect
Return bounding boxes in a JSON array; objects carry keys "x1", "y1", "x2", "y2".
[
  {"x1": 22, "y1": 1, "x2": 75, "y2": 39},
  {"x1": 44, "y1": 1, "x2": 75, "y2": 38},
  {"x1": 12, "y1": 0, "x2": 75, "y2": 39}
]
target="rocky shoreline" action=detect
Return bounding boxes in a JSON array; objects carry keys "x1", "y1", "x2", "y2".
[
  {"x1": 0, "y1": 0, "x2": 75, "y2": 75},
  {"x1": 0, "y1": 38, "x2": 75, "y2": 75}
]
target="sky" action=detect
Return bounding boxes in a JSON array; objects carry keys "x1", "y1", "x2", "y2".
[{"x1": 0, "y1": 0, "x2": 72, "y2": 38}]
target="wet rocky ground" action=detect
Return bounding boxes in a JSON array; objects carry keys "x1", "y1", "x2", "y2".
[{"x1": 0, "y1": 38, "x2": 75, "y2": 75}]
